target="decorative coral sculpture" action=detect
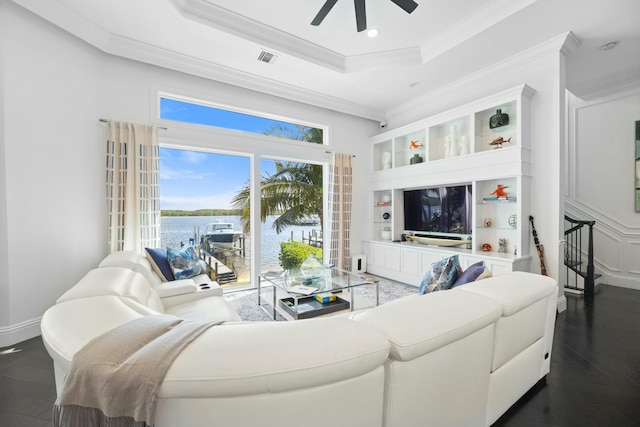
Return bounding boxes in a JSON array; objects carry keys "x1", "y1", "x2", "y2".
[{"x1": 491, "y1": 184, "x2": 509, "y2": 199}]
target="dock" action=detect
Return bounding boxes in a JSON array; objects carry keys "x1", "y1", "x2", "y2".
[{"x1": 298, "y1": 229, "x2": 323, "y2": 248}]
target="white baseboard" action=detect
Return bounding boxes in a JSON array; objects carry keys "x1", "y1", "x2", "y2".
[
  {"x1": 0, "y1": 317, "x2": 41, "y2": 348},
  {"x1": 557, "y1": 295, "x2": 567, "y2": 313}
]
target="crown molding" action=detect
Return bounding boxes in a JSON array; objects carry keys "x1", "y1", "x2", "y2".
[
  {"x1": 170, "y1": 0, "x2": 346, "y2": 72},
  {"x1": 12, "y1": 0, "x2": 386, "y2": 121},
  {"x1": 388, "y1": 31, "x2": 576, "y2": 120},
  {"x1": 419, "y1": 0, "x2": 538, "y2": 64},
  {"x1": 107, "y1": 34, "x2": 386, "y2": 121},
  {"x1": 169, "y1": 0, "x2": 423, "y2": 72},
  {"x1": 571, "y1": 76, "x2": 640, "y2": 102}
]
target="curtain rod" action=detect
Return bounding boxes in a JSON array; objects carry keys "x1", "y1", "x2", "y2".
[
  {"x1": 99, "y1": 118, "x2": 167, "y2": 130},
  {"x1": 325, "y1": 151, "x2": 356, "y2": 157}
]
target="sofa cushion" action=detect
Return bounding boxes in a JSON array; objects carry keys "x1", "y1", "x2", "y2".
[
  {"x1": 100, "y1": 250, "x2": 162, "y2": 288},
  {"x1": 57, "y1": 267, "x2": 166, "y2": 313},
  {"x1": 452, "y1": 261, "x2": 486, "y2": 288},
  {"x1": 350, "y1": 291, "x2": 502, "y2": 361},
  {"x1": 167, "y1": 246, "x2": 206, "y2": 280},
  {"x1": 145, "y1": 247, "x2": 175, "y2": 281},
  {"x1": 418, "y1": 255, "x2": 462, "y2": 294},
  {"x1": 457, "y1": 271, "x2": 557, "y2": 316},
  {"x1": 158, "y1": 317, "x2": 390, "y2": 397}
]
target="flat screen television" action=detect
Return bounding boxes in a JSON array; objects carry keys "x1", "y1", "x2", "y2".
[{"x1": 403, "y1": 185, "x2": 472, "y2": 238}]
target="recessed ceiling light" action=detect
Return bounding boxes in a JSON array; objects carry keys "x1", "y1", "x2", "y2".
[
  {"x1": 599, "y1": 41, "x2": 619, "y2": 51},
  {"x1": 367, "y1": 29, "x2": 379, "y2": 38},
  {"x1": 409, "y1": 82, "x2": 420, "y2": 88}
]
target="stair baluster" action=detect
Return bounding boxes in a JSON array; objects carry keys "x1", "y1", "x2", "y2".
[{"x1": 564, "y1": 215, "x2": 598, "y2": 298}]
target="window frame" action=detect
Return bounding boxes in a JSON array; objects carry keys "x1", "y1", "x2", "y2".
[
  {"x1": 156, "y1": 91, "x2": 329, "y2": 146},
  {"x1": 154, "y1": 91, "x2": 331, "y2": 290}
]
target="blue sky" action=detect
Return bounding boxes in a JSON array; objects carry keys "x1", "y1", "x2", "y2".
[
  {"x1": 160, "y1": 148, "x2": 255, "y2": 211},
  {"x1": 159, "y1": 98, "x2": 307, "y2": 211}
]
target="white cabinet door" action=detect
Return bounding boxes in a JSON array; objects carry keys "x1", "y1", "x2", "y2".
[
  {"x1": 372, "y1": 244, "x2": 386, "y2": 268},
  {"x1": 384, "y1": 245, "x2": 401, "y2": 272},
  {"x1": 401, "y1": 247, "x2": 420, "y2": 277}
]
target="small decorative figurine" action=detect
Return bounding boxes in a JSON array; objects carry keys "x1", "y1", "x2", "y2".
[
  {"x1": 481, "y1": 243, "x2": 492, "y2": 252},
  {"x1": 410, "y1": 153, "x2": 423, "y2": 164},
  {"x1": 498, "y1": 238, "x2": 507, "y2": 253},
  {"x1": 409, "y1": 140, "x2": 423, "y2": 149},
  {"x1": 508, "y1": 214, "x2": 517, "y2": 229},
  {"x1": 489, "y1": 136, "x2": 512, "y2": 149},
  {"x1": 484, "y1": 218, "x2": 492, "y2": 227},
  {"x1": 491, "y1": 184, "x2": 509, "y2": 199}
]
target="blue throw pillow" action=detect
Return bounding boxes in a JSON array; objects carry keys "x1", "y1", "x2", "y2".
[
  {"x1": 418, "y1": 255, "x2": 462, "y2": 294},
  {"x1": 451, "y1": 261, "x2": 486, "y2": 288},
  {"x1": 145, "y1": 247, "x2": 175, "y2": 281},
  {"x1": 167, "y1": 246, "x2": 206, "y2": 280}
]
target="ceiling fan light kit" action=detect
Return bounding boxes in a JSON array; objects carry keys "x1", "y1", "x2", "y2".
[{"x1": 312, "y1": 0, "x2": 418, "y2": 32}]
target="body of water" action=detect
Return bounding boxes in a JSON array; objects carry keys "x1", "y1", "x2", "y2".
[{"x1": 160, "y1": 215, "x2": 322, "y2": 282}]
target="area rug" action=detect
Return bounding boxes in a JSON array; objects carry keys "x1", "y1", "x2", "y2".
[{"x1": 225, "y1": 275, "x2": 417, "y2": 321}]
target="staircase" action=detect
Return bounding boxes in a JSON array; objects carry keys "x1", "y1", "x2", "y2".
[{"x1": 564, "y1": 215, "x2": 600, "y2": 298}]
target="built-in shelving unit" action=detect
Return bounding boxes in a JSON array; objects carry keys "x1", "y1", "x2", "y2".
[{"x1": 366, "y1": 84, "x2": 535, "y2": 285}]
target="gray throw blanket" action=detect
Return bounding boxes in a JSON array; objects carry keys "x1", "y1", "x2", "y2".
[{"x1": 53, "y1": 315, "x2": 221, "y2": 427}]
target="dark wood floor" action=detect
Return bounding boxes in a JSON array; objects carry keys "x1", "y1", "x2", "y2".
[{"x1": 1, "y1": 285, "x2": 640, "y2": 427}]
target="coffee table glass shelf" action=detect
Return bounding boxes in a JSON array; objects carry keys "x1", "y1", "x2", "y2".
[{"x1": 259, "y1": 268, "x2": 380, "y2": 320}]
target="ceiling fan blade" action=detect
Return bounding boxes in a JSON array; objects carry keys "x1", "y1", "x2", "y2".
[
  {"x1": 354, "y1": 0, "x2": 367, "y2": 32},
  {"x1": 311, "y1": 0, "x2": 339, "y2": 26},
  {"x1": 390, "y1": 0, "x2": 418, "y2": 14}
]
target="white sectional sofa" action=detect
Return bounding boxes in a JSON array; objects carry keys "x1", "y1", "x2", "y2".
[{"x1": 41, "y1": 251, "x2": 558, "y2": 427}]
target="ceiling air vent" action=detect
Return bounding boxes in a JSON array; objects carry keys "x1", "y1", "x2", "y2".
[{"x1": 257, "y1": 50, "x2": 278, "y2": 64}]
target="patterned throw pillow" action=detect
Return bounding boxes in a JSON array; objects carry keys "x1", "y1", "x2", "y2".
[
  {"x1": 418, "y1": 255, "x2": 463, "y2": 294},
  {"x1": 166, "y1": 246, "x2": 206, "y2": 280}
]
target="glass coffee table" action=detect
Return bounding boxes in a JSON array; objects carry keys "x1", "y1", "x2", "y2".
[{"x1": 259, "y1": 268, "x2": 380, "y2": 320}]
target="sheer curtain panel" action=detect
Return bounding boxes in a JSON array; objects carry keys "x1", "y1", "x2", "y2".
[
  {"x1": 105, "y1": 121, "x2": 161, "y2": 253},
  {"x1": 328, "y1": 153, "x2": 353, "y2": 270}
]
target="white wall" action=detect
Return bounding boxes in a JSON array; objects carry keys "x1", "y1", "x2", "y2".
[
  {"x1": 0, "y1": 2, "x2": 378, "y2": 346},
  {"x1": 0, "y1": 2, "x2": 105, "y2": 345},
  {"x1": 566, "y1": 85, "x2": 640, "y2": 290}
]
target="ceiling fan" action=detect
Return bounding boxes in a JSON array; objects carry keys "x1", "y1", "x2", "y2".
[{"x1": 311, "y1": 0, "x2": 419, "y2": 32}]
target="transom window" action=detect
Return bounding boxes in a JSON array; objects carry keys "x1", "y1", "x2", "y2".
[{"x1": 159, "y1": 96, "x2": 324, "y2": 144}]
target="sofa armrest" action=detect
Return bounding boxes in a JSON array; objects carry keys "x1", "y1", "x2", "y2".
[
  {"x1": 160, "y1": 285, "x2": 223, "y2": 308},
  {"x1": 154, "y1": 279, "x2": 199, "y2": 298}
]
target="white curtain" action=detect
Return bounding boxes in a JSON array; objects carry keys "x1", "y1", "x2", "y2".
[
  {"x1": 105, "y1": 121, "x2": 161, "y2": 253},
  {"x1": 328, "y1": 153, "x2": 353, "y2": 270}
]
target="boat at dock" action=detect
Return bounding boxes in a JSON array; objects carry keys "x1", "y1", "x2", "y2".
[
  {"x1": 201, "y1": 222, "x2": 243, "y2": 249},
  {"x1": 298, "y1": 215, "x2": 320, "y2": 226}
]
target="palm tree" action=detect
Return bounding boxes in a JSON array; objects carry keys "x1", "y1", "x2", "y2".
[{"x1": 231, "y1": 124, "x2": 323, "y2": 234}]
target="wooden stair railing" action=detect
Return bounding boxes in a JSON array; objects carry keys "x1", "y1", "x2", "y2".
[{"x1": 564, "y1": 215, "x2": 599, "y2": 298}]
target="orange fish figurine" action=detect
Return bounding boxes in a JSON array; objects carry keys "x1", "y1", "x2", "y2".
[{"x1": 409, "y1": 140, "x2": 423, "y2": 149}]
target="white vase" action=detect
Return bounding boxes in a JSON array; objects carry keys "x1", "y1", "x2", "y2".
[
  {"x1": 459, "y1": 135, "x2": 469, "y2": 155},
  {"x1": 381, "y1": 229, "x2": 392, "y2": 240},
  {"x1": 382, "y1": 151, "x2": 391, "y2": 169}
]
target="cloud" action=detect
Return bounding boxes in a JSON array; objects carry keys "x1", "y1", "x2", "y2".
[{"x1": 179, "y1": 151, "x2": 208, "y2": 164}]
